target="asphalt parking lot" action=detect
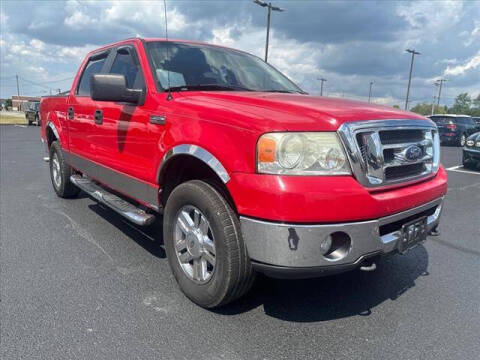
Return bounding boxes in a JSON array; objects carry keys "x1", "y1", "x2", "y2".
[{"x1": 1, "y1": 125, "x2": 479, "y2": 360}]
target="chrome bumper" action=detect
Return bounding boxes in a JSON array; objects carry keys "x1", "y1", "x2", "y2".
[{"x1": 240, "y1": 197, "x2": 443, "y2": 269}]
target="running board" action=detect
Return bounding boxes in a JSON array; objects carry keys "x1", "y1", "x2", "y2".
[{"x1": 70, "y1": 175, "x2": 156, "y2": 226}]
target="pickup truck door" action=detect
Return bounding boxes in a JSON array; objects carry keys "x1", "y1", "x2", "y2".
[
  {"x1": 68, "y1": 50, "x2": 110, "y2": 162},
  {"x1": 91, "y1": 45, "x2": 161, "y2": 196}
]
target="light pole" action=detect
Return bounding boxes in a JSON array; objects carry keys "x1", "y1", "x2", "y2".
[
  {"x1": 253, "y1": 0, "x2": 284, "y2": 62},
  {"x1": 435, "y1": 78, "x2": 447, "y2": 111},
  {"x1": 318, "y1": 78, "x2": 327, "y2": 96},
  {"x1": 368, "y1": 81, "x2": 374, "y2": 103},
  {"x1": 405, "y1": 49, "x2": 421, "y2": 110}
]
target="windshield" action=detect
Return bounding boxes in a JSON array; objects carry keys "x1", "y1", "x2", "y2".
[{"x1": 145, "y1": 41, "x2": 304, "y2": 93}]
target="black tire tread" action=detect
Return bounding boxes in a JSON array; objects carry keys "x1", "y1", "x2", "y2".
[{"x1": 165, "y1": 180, "x2": 254, "y2": 308}]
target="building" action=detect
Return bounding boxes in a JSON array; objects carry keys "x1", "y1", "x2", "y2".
[{"x1": 11, "y1": 95, "x2": 41, "y2": 111}]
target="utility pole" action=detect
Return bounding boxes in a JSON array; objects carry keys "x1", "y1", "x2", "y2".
[
  {"x1": 15, "y1": 74, "x2": 20, "y2": 96},
  {"x1": 435, "y1": 79, "x2": 446, "y2": 111},
  {"x1": 368, "y1": 81, "x2": 374, "y2": 103},
  {"x1": 318, "y1": 78, "x2": 327, "y2": 96},
  {"x1": 405, "y1": 49, "x2": 421, "y2": 110},
  {"x1": 253, "y1": 0, "x2": 284, "y2": 62}
]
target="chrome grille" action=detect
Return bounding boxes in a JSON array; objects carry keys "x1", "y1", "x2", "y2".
[{"x1": 338, "y1": 120, "x2": 440, "y2": 189}]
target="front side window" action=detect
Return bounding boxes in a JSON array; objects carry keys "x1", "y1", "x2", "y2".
[
  {"x1": 146, "y1": 41, "x2": 304, "y2": 93},
  {"x1": 77, "y1": 54, "x2": 108, "y2": 96},
  {"x1": 109, "y1": 48, "x2": 144, "y2": 89}
]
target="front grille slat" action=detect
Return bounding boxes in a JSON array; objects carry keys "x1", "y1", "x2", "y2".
[{"x1": 338, "y1": 120, "x2": 438, "y2": 188}]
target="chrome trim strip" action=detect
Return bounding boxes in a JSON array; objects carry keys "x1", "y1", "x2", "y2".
[
  {"x1": 158, "y1": 144, "x2": 230, "y2": 183},
  {"x1": 67, "y1": 152, "x2": 159, "y2": 207}
]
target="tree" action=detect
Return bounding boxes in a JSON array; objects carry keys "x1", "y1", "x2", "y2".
[
  {"x1": 409, "y1": 102, "x2": 433, "y2": 115},
  {"x1": 393, "y1": 105, "x2": 400, "y2": 109},
  {"x1": 450, "y1": 93, "x2": 472, "y2": 115}
]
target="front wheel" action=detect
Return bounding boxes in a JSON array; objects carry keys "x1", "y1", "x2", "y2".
[
  {"x1": 163, "y1": 180, "x2": 255, "y2": 308},
  {"x1": 459, "y1": 133, "x2": 466, "y2": 147}
]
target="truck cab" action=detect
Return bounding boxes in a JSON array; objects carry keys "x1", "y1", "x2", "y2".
[{"x1": 40, "y1": 38, "x2": 447, "y2": 308}]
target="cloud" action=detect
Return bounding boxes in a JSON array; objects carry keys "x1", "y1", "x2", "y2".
[
  {"x1": 444, "y1": 51, "x2": 480, "y2": 76},
  {"x1": 1, "y1": 0, "x2": 479, "y2": 106}
]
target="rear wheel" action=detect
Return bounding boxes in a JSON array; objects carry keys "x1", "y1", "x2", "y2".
[
  {"x1": 163, "y1": 180, "x2": 255, "y2": 308},
  {"x1": 459, "y1": 133, "x2": 466, "y2": 147},
  {"x1": 49, "y1": 141, "x2": 80, "y2": 198}
]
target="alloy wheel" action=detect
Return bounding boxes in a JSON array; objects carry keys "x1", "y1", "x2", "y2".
[{"x1": 174, "y1": 205, "x2": 216, "y2": 284}]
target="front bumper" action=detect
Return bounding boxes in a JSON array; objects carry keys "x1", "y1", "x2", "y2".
[
  {"x1": 241, "y1": 197, "x2": 443, "y2": 278},
  {"x1": 463, "y1": 148, "x2": 480, "y2": 163}
]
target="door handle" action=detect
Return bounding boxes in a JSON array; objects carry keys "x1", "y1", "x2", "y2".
[
  {"x1": 67, "y1": 107, "x2": 74, "y2": 120},
  {"x1": 94, "y1": 110, "x2": 103, "y2": 125}
]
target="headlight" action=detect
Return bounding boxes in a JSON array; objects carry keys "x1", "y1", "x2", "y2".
[
  {"x1": 257, "y1": 132, "x2": 351, "y2": 175},
  {"x1": 466, "y1": 140, "x2": 475, "y2": 147},
  {"x1": 425, "y1": 130, "x2": 440, "y2": 173},
  {"x1": 476, "y1": 141, "x2": 480, "y2": 147}
]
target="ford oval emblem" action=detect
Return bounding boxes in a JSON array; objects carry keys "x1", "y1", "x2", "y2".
[{"x1": 405, "y1": 145, "x2": 423, "y2": 161}]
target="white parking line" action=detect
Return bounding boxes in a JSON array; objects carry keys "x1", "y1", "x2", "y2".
[
  {"x1": 14, "y1": 125, "x2": 27, "y2": 128},
  {"x1": 446, "y1": 165, "x2": 480, "y2": 175}
]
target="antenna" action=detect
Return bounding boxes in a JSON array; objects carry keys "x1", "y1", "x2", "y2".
[{"x1": 163, "y1": 0, "x2": 172, "y2": 100}]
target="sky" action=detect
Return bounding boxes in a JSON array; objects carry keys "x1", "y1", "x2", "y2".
[{"x1": 1, "y1": 0, "x2": 479, "y2": 108}]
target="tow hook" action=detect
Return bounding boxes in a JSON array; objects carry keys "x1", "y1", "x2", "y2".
[
  {"x1": 429, "y1": 226, "x2": 440, "y2": 236},
  {"x1": 360, "y1": 261, "x2": 377, "y2": 272}
]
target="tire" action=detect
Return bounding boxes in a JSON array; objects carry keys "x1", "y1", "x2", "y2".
[
  {"x1": 49, "y1": 141, "x2": 80, "y2": 198},
  {"x1": 459, "y1": 133, "x2": 466, "y2": 147},
  {"x1": 163, "y1": 180, "x2": 255, "y2": 308}
]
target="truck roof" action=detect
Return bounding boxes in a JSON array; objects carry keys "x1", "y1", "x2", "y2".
[{"x1": 86, "y1": 37, "x2": 251, "y2": 58}]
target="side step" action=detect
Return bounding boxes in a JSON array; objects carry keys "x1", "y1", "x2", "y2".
[{"x1": 70, "y1": 175, "x2": 156, "y2": 226}]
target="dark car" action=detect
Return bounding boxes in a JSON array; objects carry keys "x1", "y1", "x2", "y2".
[
  {"x1": 428, "y1": 114, "x2": 480, "y2": 146},
  {"x1": 25, "y1": 101, "x2": 40, "y2": 126},
  {"x1": 463, "y1": 132, "x2": 480, "y2": 169}
]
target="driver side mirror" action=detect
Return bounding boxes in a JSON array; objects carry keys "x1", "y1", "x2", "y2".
[{"x1": 90, "y1": 74, "x2": 144, "y2": 105}]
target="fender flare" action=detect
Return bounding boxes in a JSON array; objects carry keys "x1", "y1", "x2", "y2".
[
  {"x1": 46, "y1": 121, "x2": 61, "y2": 146},
  {"x1": 157, "y1": 144, "x2": 230, "y2": 184}
]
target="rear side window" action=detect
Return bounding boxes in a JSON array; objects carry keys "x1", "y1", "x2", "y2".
[
  {"x1": 77, "y1": 54, "x2": 108, "y2": 96},
  {"x1": 456, "y1": 117, "x2": 474, "y2": 125},
  {"x1": 430, "y1": 116, "x2": 448, "y2": 124},
  {"x1": 109, "y1": 48, "x2": 144, "y2": 89}
]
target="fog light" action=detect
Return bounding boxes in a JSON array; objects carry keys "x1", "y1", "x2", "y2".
[{"x1": 320, "y1": 234, "x2": 333, "y2": 255}]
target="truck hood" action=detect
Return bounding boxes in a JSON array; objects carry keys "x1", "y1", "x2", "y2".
[{"x1": 172, "y1": 91, "x2": 428, "y2": 132}]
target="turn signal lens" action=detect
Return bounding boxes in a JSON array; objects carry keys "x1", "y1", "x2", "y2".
[
  {"x1": 257, "y1": 136, "x2": 276, "y2": 163},
  {"x1": 466, "y1": 140, "x2": 475, "y2": 147}
]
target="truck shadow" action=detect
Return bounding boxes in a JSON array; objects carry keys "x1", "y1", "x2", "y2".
[
  {"x1": 217, "y1": 246, "x2": 429, "y2": 322},
  {"x1": 87, "y1": 203, "x2": 166, "y2": 259},
  {"x1": 85, "y1": 202, "x2": 428, "y2": 322}
]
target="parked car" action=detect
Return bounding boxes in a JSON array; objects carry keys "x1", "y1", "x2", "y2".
[
  {"x1": 40, "y1": 38, "x2": 447, "y2": 308},
  {"x1": 463, "y1": 132, "x2": 480, "y2": 169},
  {"x1": 25, "y1": 101, "x2": 40, "y2": 126},
  {"x1": 428, "y1": 114, "x2": 479, "y2": 146}
]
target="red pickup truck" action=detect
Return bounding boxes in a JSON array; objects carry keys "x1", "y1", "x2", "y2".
[{"x1": 41, "y1": 38, "x2": 447, "y2": 308}]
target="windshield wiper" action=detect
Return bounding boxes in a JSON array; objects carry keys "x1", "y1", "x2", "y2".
[
  {"x1": 164, "y1": 84, "x2": 254, "y2": 92},
  {"x1": 263, "y1": 89, "x2": 306, "y2": 94}
]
